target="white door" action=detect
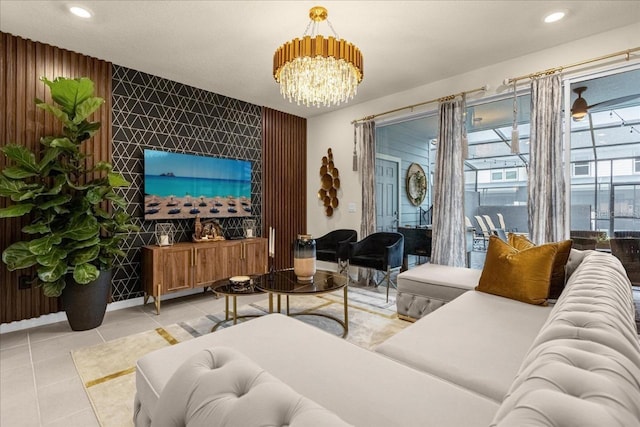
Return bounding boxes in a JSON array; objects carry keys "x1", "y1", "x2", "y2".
[{"x1": 375, "y1": 157, "x2": 399, "y2": 232}]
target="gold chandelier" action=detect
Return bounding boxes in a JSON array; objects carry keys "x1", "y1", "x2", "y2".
[{"x1": 273, "y1": 6, "x2": 364, "y2": 108}]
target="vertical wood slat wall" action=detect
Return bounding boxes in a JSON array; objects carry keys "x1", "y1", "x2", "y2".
[
  {"x1": 262, "y1": 108, "x2": 307, "y2": 269},
  {"x1": 0, "y1": 32, "x2": 112, "y2": 324}
]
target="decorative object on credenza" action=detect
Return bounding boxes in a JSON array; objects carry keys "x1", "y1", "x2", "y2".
[
  {"x1": 406, "y1": 163, "x2": 427, "y2": 206},
  {"x1": 318, "y1": 148, "x2": 340, "y2": 217},
  {"x1": 155, "y1": 223, "x2": 175, "y2": 247},
  {"x1": 0, "y1": 77, "x2": 139, "y2": 331},
  {"x1": 273, "y1": 5, "x2": 363, "y2": 107},
  {"x1": 243, "y1": 219, "x2": 257, "y2": 238},
  {"x1": 194, "y1": 215, "x2": 203, "y2": 240},
  {"x1": 293, "y1": 234, "x2": 317, "y2": 282},
  {"x1": 193, "y1": 218, "x2": 225, "y2": 242}
]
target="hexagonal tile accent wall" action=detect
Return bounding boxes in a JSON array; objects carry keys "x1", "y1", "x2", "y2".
[{"x1": 110, "y1": 65, "x2": 262, "y2": 301}]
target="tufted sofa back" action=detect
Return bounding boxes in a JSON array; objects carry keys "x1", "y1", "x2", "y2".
[
  {"x1": 152, "y1": 346, "x2": 352, "y2": 427},
  {"x1": 491, "y1": 251, "x2": 640, "y2": 426}
]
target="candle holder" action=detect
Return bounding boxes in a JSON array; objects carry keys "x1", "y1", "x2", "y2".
[{"x1": 155, "y1": 223, "x2": 175, "y2": 247}]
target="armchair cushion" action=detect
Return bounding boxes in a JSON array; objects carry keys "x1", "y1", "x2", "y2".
[{"x1": 349, "y1": 232, "x2": 404, "y2": 271}]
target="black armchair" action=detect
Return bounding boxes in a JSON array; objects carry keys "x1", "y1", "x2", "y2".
[
  {"x1": 348, "y1": 232, "x2": 404, "y2": 302},
  {"x1": 315, "y1": 229, "x2": 358, "y2": 272}
]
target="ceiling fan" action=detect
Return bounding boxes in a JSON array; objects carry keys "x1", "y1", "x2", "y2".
[{"x1": 571, "y1": 86, "x2": 640, "y2": 121}]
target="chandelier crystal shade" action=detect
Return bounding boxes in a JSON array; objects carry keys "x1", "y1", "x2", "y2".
[{"x1": 273, "y1": 6, "x2": 364, "y2": 108}]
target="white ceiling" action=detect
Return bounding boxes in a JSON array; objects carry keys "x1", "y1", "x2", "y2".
[{"x1": 1, "y1": 1, "x2": 639, "y2": 119}]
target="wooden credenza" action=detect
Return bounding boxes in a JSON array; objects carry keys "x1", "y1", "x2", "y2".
[{"x1": 142, "y1": 238, "x2": 268, "y2": 314}]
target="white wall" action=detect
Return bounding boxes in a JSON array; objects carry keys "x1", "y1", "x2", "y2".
[{"x1": 306, "y1": 23, "x2": 640, "y2": 239}]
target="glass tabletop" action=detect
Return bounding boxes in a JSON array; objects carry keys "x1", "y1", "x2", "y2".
[
  {"x1": 254, "y1": 269, "x2": 347, "y2": 295},
  {"x1": 211, "y1": 276, "x2": 264, "y2": 296}
]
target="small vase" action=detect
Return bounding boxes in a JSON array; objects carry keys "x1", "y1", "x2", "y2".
[{"x1": 294, "y1": 234, "x2": 316, "y2": 282}]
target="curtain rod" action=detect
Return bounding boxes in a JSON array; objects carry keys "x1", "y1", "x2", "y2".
[
  {"x1": 351, "y1": 85, "x2": 488, "y2": 125},
  {"x1": 506, "y1": 46, "x2": 640, "y2": 84}
]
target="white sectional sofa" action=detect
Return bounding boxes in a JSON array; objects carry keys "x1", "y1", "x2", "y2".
[{"x1": 134, "y1": 251, "x2": 640, "y2": 426}]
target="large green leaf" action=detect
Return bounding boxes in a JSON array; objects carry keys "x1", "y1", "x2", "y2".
[
  {"x1": 0, "y1": 203, "x2": 35, "y2": 218},
  {"x1": 107, "y1": 172, "x2": 130, "y2": 188},
  {"x1": 38, "y1": 175, "x2": 66, "y2": 196},
  {"x1": 0, "y1": 174, "x2": 27, "y2": 197},
  {"x1": 1, "y1": 144, "x2": 38, "y2": 172},
  {"x1": 38, "y1": 147, "x2": 62, "y2": 172},
  {"x1": 22, "y1": 223, "x2": 51, "y2": 234},
  {"x1": 73, "y1": 98, "x2": 104, "y2": 124},
  {"x1": 37, "y1": 260, "x2": 67, "y2": 283},
  {"x1": 42, "y1": 77, "x2": 95, "y2": 115},
  {"x1": 42, "y1": 278, "x2": 66, "y2": 298},
  {"x1": 62, "y1": 215, "x2": 100, "y2": 241},
  {"x1": 38, "y1": 194, "x2": 72, "y2": 210},
  {"x1": 70, "y1": 245, "x2": 100, "y2": 265},
  {"x1": 86, "y1": 186, "x2": 108, "y2": 204},
  {"x1": 28, "y1": 234, "x2": 63, "y2": 256},
  {"x1": 105, "y1": 191, "x2": 126, "y2": 209},
  {"x1": 2, "y1": 166, "x2": 37, "y2": 179},
  {"x1": 67, "y1": 236, "x2": 100, "y2": 250},
  {"x1": 2, "y1": 241, "x2": 38, "y2": 270},
  {"x1": 35, "y1": 102, "x2": 70, "y2": 125},
  {"x1": 73, "y1": 263, "x2": 99, "y2": 284},
  {"x1": 49, "y1": 137, "x2": 76, "y2": 150},
  {"x1": 92, "y1": 161, "x2": 112, "y2": 172},
  {"x1": 36, "y1": 247, "x2": 67, "y2": 267}
]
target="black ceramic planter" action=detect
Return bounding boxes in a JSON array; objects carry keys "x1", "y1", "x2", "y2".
[{"x1": 62, "y1": 270, "x2": 111, "y2": 331}]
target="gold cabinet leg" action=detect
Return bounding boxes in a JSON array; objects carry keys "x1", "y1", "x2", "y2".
[
  {"x1": 144, "y1": 293, "x2": 149, "y2": 305},
  {"x1": 154, "y1": 297, "x2": 161, "y2": 315}
]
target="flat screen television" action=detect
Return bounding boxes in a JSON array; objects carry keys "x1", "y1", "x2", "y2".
[{"x1": 143, "y1": 149, "x2": 252, "y2": 220}]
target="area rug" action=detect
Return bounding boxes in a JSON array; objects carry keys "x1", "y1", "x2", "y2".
[{"x1": 71, "y1": 286, "x2": 409, "y2": 427}]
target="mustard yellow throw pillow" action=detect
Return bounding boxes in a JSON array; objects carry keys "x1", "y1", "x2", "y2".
[
  {"x1": 508, "y1": 233, "x2": 573, "y2": 299},
  {"x1": 476, "y1": 236, "x2": 558, "y2": 305}
]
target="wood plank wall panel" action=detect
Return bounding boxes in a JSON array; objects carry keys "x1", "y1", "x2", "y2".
[
  {"x1": 262, "y1": 108, "x2": 307, "y2": 269},
  {"x1": 0, "y1": 32, "x2": 112, "y2": 324}
]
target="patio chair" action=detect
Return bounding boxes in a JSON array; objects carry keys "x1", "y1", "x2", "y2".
[
  {"x1": 474, "y1": 215, "x2": 492, "y2": 249},
  {"x1": 497, "y1": 213, "x2": 507, "y2": 230},
  {"x1": 610, "y1": 238, "x2": 640, "y2": 286}
]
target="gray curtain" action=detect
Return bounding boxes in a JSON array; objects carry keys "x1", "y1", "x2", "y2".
[
  {"x1": 357, "y1": 120, "x2": 376, "y2": 284},
  {"x1": 528, "y1": 74, "x2": 566, "y2": 244},
  {"x1": 431, "y1": 100, "x2": 467, "y2": 267}
]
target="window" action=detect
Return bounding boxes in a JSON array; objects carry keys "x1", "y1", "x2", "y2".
[
  {"x1": 634, "y1": 158, "x2": 640, "y2": 174},
  {"x1": 573, "y1": 161, "x2": 590, "y2": 177},
  {"x1": 491, "y1": 171, "x2": 503, "y2": 181},
  {"x1": 505, "y1": 169, "x2": 517, "y2": 180}
]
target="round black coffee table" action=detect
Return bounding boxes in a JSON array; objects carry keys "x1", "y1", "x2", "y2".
[
  {"x1": 254, "y1": 269, "x2": 349, "y2": 337},
  {"x1": 210, "y1": 277, "x2": 264, "y2": 331}
]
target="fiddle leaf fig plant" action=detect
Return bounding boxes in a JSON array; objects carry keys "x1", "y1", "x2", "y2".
[{"x1": 1, "y1": 77, "x2": 138, "y2": 297}]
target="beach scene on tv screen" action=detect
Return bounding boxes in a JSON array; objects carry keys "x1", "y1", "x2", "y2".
[{"x1": 144, "y1": 150, "x2": 252, "y2": 220}]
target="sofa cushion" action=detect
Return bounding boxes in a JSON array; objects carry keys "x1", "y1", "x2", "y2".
[
  {"x1": 152, "y1": 346, "x2": 352, "y2": 426},
  {"x1": 508, "y1": 233, "x2": 573, "y2": 299},
  {"x1": 491, "y1": 251, "x2": 640, "y2": 426},
  {"x1": 375, "y1": 290, "x2": 553, "y2": 402},
  {"x1": 396, "y1": 263, "x2": 482, "y2": 319},
  {"x1": 477, "y1": 236, "x2": 557, "y2": 305},
  {"x1": 136, "y1": 314, "x2": 500, "y2": 427}
]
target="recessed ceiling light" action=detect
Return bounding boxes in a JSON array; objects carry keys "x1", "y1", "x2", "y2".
[
  {"x1": 544, "y1": 11, "x2": 566, "y2": 23},
  {"x1": 69, "y1": 6, "x2": 92, "y2": 18}
]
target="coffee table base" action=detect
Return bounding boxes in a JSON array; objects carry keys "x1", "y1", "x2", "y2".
[{"x1": 267, "y1": 286, "x2": 349, "y2": 338}]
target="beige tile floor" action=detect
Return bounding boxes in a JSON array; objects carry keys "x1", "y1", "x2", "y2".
[{"x1": 0, "y1": 290, "x2": 268, "y2": 427}]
